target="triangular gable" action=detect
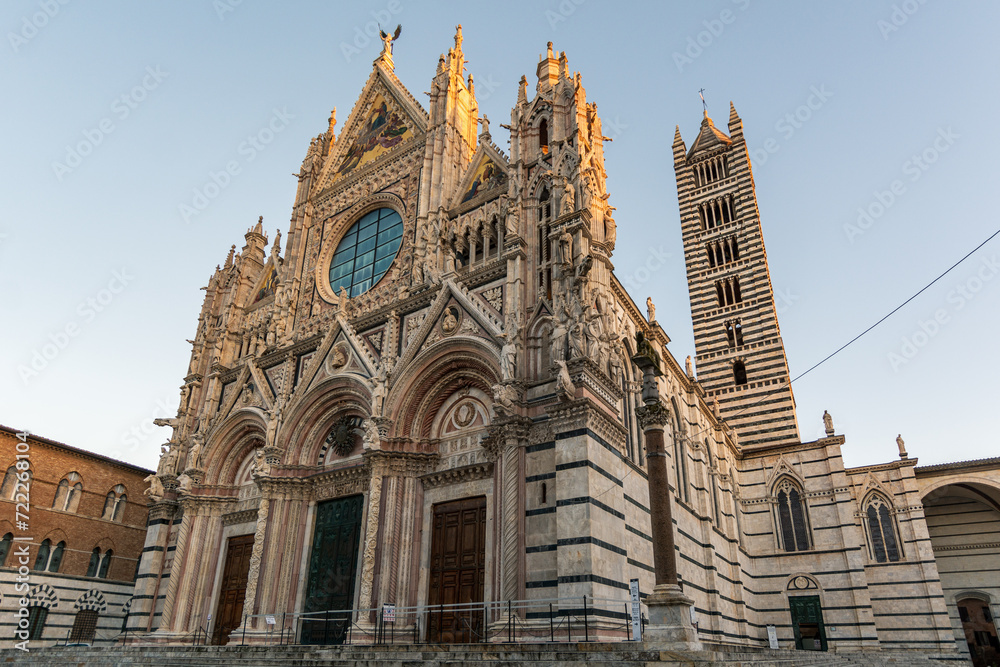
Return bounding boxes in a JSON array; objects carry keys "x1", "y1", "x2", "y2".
[
  {"x1": 395, "y1": 279, "x2": 504, "y2": 371},
  {"x1": 765, "y1": 455, "x2": 805, "y2": 491},
  {"x1": 453, "y1": 143, "x2": 508, "y2": 208},
  {"x1": 856, "y1": 473, "x2": 893, "y2": 505},
  {"x1": 292, "y1": 316, "x2": 378, "y2": 399},
  {"x1": 317, "y1": 64, "x2": 429, "y2": 191}
]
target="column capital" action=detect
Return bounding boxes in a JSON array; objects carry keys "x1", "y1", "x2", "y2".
[{"x1": 636, "y1": 400, "x2": 670, "y2": 429}]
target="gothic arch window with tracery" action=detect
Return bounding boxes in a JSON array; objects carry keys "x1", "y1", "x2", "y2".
[
  {"x1": 864, "y1": 494, "x2": 902, "y2": 562},
  {"x1": 774, "y1": 477, "x2": 811, "y2": 552}
]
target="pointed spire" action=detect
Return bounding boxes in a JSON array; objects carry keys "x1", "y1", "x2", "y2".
[
  {"x1": 728, "y1": 100, "x2": 743, "y2": 137},
  {"x1": 673, "y1": 125, "x2": 685, "y2": 148},
  {"x1": 253, "y1": 216, "x2": 263, "y2": 235},
  {"x1": 517, "y1": 75, "x2": 528, "y2": 105},
  {"x1": 224, "y1": 245, "x2": 235, "y2": 269},
  {"x1": 327, "y1": 107, "x2": 337, "y2": 140}
]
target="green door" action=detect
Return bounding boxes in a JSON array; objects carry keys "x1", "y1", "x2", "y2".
[
  {"x1": 301, "y1": 495, "x2": 364, "y2": 644},
  {"x1": 789, "y1": 595, "x2": 827, "y2": 651}
]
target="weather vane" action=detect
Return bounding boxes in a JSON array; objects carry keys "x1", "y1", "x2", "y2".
[{"x1": 699, "y1": 88, "x2": 707, "y2": 112}]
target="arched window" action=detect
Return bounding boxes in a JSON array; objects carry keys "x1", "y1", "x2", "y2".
[
  {"x1": 48, "y1": 541, "x2": 66, "y2": 573},
  {"x1": 26, "y1": 606, "x2": 48, "y2": 641},
  {"x1": 33, "y1": 539, "x2": 51, "y2": 571},
  {"x1": 86, "y1": 547, "x2": 101, "y2": 577},
  {"x1": 1, "y1": 466, "x2": 18, "y2": 498},
  {"x1": 98, "y1": 549, "x2": 114, "y2": 579},
  {"x1": 775, "y1": 478, "x2": 811, "y2": 552},
  {"x1": 102, "y1": 484, "x2": 127, "y2": 522},
  {"x1": 53, "y1": 472, "x2": 83, "y2": 512},
  {"x1": 0, "y1": 532, "x2": 12, "y2": 567},
  {"x1": 70, "y1": 609, "x2": 99, "y2": 644},
  {"x1": 865, "y1": 495, "x2": 901, "y2": 562},
  {"x1": 733, "y1": 360, "x2": 748, "y2": 386},
  {"x1": 538, "y1": 118, "x2": 549, "y2": 154}
]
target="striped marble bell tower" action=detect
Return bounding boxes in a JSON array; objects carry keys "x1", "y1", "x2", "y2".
[{"x1": 672, "y1": 104, "x2": 800, "y2": 449}]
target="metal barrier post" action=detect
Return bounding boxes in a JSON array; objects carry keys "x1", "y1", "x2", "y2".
[
  {"x1": 624, "y1": 604, "x2": 629, "y2": 639},
  {"x1": 242, "y1": 614, "x2": 247, "y2": 645},
  {"x1": 324, "y1": 610, "x2": 330, "y2": 645},
  {"x1": 584, "y1": 595, "x2": 589, "y2": 642},
  {"x1": 507, "y1": 600, "x2": 512, "y2": 643},
  {"x1": 549, "y1": 603, "x2": 554, "y2": 642}
]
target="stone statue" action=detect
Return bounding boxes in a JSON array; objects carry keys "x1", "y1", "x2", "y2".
[
  {"x1": 554, "y1": 360, "x2": 575, "y2": 398},
  {"x1": 605, "y1": 211, "x2": 617, "y2": 246},
  {"x1": 646, "y1": 297, "x2": 656, "y2": 323},
  {"x1": 492, "y1": 383, "x2": 517, "y2": 414},
  {"x1": 176, "y1": 473, "x2": 192, "y2": 492},
  {"x1": 250, "y1": 448, "x2": 270, "y2": 477},
  {"x1": 157, "y1": 443, "x2": 178, "y2": 476},
  {"x1": 266, "y1": 394, "x2": 285, "y2": 448},
  {"x1": 370, "y1": 361, "x2": 389, "y2": 416},
  {"x1": 557, "y1": 230, "x2": 573, "y2": 267},
  {"x1": 362, "y1": 418, "x2": 381, "y2": 450},
  {"x1": 561, "y1": 177, "x2": 576, "y2": 215},
  {"x1": 504, "y1": 202, "x2": 519, "y2": 237},
  {"x1": 685, "y1": 355, "x2": 694, "y2": 378},
  {"x1": 479, "y1": 114, "x2": 490, "y2": 136},
  {"x1": 500, "y1": 332, "x2": 517, "y2": 381},
  {"x1": 337, "y1": 287, "x2": 349, "y2": 314},
  {"x1": 153, "y1": 417, "x2": 179, "y2": 429},
  {"x1": 896, "y1": 434, "x2": 908, "y2": 459},
  {"x1": 608, "y1": 339, "x2": 624, "y2": 382},
  {"x1": 549, "y1": 311, "x2": 567, "y2": 365},
  {"x1": 186, "y1": 434, "x2": 203, "y2": 470},
  {"x1": 823, "y1": 410, "x2": 834, "y2": 436},
  {"x1": 143, "y1": 474, "x2": 164, "y2": 502}
]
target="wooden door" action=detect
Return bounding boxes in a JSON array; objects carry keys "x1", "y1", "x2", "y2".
[
  {"x1": 212, "y1": 534, "x2": 254, "y2": 645},
  {"x1": 301, "y1": 495, "x2": 364, "y2": 645},
  {"x1": 789, "y1": 595, "x2": 827, "y2": 651},
  {"x1": 428, "y1": 497, "x2": 487, "y2": 643}
]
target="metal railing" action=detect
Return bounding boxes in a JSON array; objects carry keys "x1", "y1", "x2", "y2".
[{"x1": 230, "y1": 595, "x2": 647, "y2": 646}]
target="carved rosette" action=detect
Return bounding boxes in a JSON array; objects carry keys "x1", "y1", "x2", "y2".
[{"x1": 636, "y1": 400, "x2": 670, "y2": 430}]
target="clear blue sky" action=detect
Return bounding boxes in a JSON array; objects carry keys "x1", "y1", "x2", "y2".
[{"x1": 3, "y1": 1, "x2": 998, "y2": 471}]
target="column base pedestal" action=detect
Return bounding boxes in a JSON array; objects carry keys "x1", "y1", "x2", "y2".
[{"x1": 643, "y1": 584, "x2": 701, "y2": 650}]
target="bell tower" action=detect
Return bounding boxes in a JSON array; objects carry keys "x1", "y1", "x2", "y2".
[{"x1": 673, "y1": 104, "x2": 800, "y2": 449}]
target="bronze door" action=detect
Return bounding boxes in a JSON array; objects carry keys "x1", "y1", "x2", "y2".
[
  {"x1": 212, "y1": 534, "x2": 254, "y2": 645},
  {"x1": 301, "y1": 495, "x2": 364, "y2": 645},
  {"x1": 428, "y1": 497, "x2": 487, "y2": 643}
]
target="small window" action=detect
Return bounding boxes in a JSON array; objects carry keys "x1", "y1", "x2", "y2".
[
  {"x1": 1, "y1": 466, "x2": 19, "y2": 499},
  {"x1": 0, "y1": 533, "x2": 12, "y2": 567},
  {"x1": 33, "y1": 539, "x2": 51, "y2": 571},
  {"x1": 102, "y1": 484, "x2": 128, "y2": 522},
  {"x1": 539, "y1": 118, "x2": 549, "y2": 154},
  {"x1": 98, "y1": 549, "x2": 113, "y2": 579},
  {"x1": 26, "y1": 607, "x2": 48, "y2": 641},
  {"x1": 959, "y1": 605, "x2": 971, "y2": 623},
  {"x1": 733, "y1": 360, "x2": 748, "y2": 386},
  {"x1": 87, "y1": 547, "x2": 101, "y2": 577},
  {"x1": 48, "y1": 541, "x2": 65, "y2": 573},
  {"x1": 69, "y1": 609, "x2": 99, "y2": 644}
]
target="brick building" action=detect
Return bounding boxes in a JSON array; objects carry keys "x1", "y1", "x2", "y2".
[{"x1": 0, "y1": 426, "x2": 152, "y2": 647}]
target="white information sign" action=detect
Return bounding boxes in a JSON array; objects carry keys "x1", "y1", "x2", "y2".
[
  {"x1": 629, "y1": 578, "x2": 641, "y2": 641},
  {"x1": 766, "y1": 624, "x2": 778, "y2": 649},
  {"x1": 382, "y1": 603, "x2": 395, "y2": 623},
  {"x1": 265, "y1": 615, "x2": 276, "y2": 626}
]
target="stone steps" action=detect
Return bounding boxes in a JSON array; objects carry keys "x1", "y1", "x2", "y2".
[{"x1": 0, "y1": 643, "x2": 966, "y2": 667}]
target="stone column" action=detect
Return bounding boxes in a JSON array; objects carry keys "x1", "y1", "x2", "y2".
[
  {"x1": 357, "y1": 459, "x2": 384, "y2": 615},
  {"x1": 483, "y1": 416, "x2": 530, "y2": 605},
  {"x1": 158, "y1": 498, "x2": 194, "y2": 635},
  {"x1": 633, "y1": 353, "x2": 700, "y2": 650},
  {"x1": 241, "y1": 494, "x2": 270, "y2": 630}
]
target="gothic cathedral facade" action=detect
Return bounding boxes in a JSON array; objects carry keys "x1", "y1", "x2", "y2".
[{"x1": 128, "y1": 29, "x2": 971, "y2": 655}]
